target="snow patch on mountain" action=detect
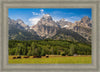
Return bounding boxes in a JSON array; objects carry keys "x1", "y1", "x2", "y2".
[{"x1": 64, "y1": 25, "x2": 69, "y2": 28}]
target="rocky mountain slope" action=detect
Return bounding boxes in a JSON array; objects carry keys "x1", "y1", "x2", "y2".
[
  {"x1": 30, "y1": 14, "x2": 59, "y2": 38},
  {"x1": 73, "y1": 16, "x2": 92, "y2": 42},
  {"x1": 8, "y1": 14, "x2": 92, "y2": 43},
  {"x1": 8, "y1": 17, "x2": 29, "y2": 30},
  {"x1": 56, "y1": 18, "x2": 75, "y2": 29},
  {"x1": 8, "y1": 17, "x2": 41, "y2": 40},
  {"x1": 52, "y1": 28, "x2": 88, "y2": 43}
]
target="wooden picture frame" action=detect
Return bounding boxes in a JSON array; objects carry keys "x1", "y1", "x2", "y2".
[{"x1": 0, "y1": 0, "x2": 99, "y2": 72}]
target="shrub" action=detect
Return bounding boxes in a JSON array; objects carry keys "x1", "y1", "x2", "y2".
[{"x1": 60, "y1": 52, "x2": 66, "y2": 56}]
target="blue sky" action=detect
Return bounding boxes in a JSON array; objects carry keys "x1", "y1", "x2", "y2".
[{"x1": 8, "y1": 8, "x2": 92, "y2": 26}]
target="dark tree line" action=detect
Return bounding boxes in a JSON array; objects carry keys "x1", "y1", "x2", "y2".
[{"x1": 9, "y1": 40, "x2": 91, "y2": 56}]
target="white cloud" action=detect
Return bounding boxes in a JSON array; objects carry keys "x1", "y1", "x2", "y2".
[
  {"x1": 30, "y1": 9, "x2": 45, "y2": 26},
  {"x1": 29, "y1": 17, "x2": 40, "y2": 26},
  {"x1": 70, "y1": 16, "x2": 74, "y2": 18},
  {"x1": 52, "y1": 16, "x2": 61, "y2": 22},
  {"x1": 40, "y1": 9, "x2": 44, "y2": 13},
  {"x1": 70, "y1": 16, "x2": 81, "y2": 19},
  {"x1": 52, "y1": 16, "x2": 69, "y2": 22},
  {"x1": 32, "y1": 12, "x2": 40, "y2": 15},
  {"x1": 32, "y1": 9, "x2": 44, "y2": 16}
]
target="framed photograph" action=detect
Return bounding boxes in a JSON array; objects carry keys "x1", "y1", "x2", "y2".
[{"x1": 0, "y1": 0, "x2": 100, "y2": 72}]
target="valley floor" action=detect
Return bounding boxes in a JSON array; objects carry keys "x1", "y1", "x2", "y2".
[{"x1": 8, "y1": 55, "x2": 92, "y2": 64}]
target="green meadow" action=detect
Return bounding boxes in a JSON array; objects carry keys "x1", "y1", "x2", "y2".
[{"x1": 8, "y1": 55, "x2": 91, "y2": 64}]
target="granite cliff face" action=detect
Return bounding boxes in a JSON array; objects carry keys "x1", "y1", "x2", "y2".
[
  {"x1": 56, "y1": 18, "x2": 75, "y2": 29},
  {"x1": 73, "y1": 16, "x2": 92, "y2": 42},
  {"x1": 16, "y1": 19, "x2": 30, "y2": 30},
  {"x1": 8, "y1": 17, "x2": 40, "y2": 40},
  {"x1": 76, "y1": 16, "x2": 92, "y2": 28},
  {"x1": 31, "y1": 14, "x2": 59, "y2": 38},
  {"x1": 8, "y1": 17, "x2": 29, "y2": 30}
]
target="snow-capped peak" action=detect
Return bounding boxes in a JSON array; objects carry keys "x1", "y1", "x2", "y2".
[
  {"x1": 43, "y1": 14, "x2": 50, "y2": 17},
  {"x1": 61, "y1": 18, "x2": 65, "y2": 21},
  {"x1": 64, "y1": 25, "x2": 69, "y2": 27},
  {"x1": 42, "y1": 14, "x2": 52, "y2": 21}
]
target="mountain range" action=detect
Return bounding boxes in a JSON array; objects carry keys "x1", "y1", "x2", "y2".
[{"x1": 8, "y1": 14, "x2": 92, "y2": 43}]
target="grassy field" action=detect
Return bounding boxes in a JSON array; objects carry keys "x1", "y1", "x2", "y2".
[{"x1": 8, "y1": 55, "x2": 92, "y2": 64}]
